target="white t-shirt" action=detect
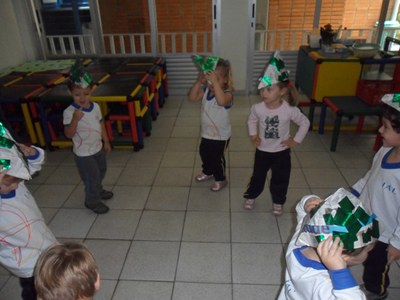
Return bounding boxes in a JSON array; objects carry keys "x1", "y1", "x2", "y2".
[
  {"x1": 200, "y1": 88, "x2": 232, "y2": 140},
  {"x1": 63, "y1": 101, "x2": 103, "y2": 157},
  {"x1": 352, "y1": 146, "x2": 400, "y2": 250}
]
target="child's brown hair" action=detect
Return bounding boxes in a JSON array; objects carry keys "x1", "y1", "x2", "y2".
[
  {"x1": 35, "y1": 242, "x2": 98, "y2": 300},
  {"x1": 382, "y1": 103, "x2": 400, "y2": 133},
  {"x1": 277, "y1": 81, "x2": 301, "y2": 107},
  {"x1": 216, "y1": 58, "x2": 234, "y2": 91}
]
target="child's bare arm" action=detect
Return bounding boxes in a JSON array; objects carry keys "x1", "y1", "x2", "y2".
[
  {"x1": 387, "y1": 244, "x2": 400, "y2": 264},
  {"x1": 188, "y1": 74, "x2": 206, "y2": 102}
]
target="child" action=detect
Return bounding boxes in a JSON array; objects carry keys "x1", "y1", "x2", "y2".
[
  {"x1": 188, "y1": 55, "x2": 234, "y2": 192},
  {"x1": 351, "y1": 93, "x2": 400, "y2": 299},
  {"x1": 278, "y1": 188, "x2": 379, "y2": 300},
  {"x1": 243, "y1": 51, "x2": 309, "y2": 214},
  {"x1": 63, "y1": 63, "x2": 113, "y2": 214},
  {"x1": 35, "y1": 241, "x2": 100, "y2": 300},
  {"x1": 0, "y1": 122, "x2": 57, "y2": 300}
]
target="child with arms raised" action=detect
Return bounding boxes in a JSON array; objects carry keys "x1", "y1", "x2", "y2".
[
  {"x1": 0, "y1": 122, "x2": 57, "y2": 300},
  {"x1": 188, "y1": 56, "x2": 234, "y2": 192},
  {"x1": 243, "y1": 51, "x2": 309, "y2": 215},
  {"x1": 278, "y1": 188, "x2": 379, "y2": 300}
]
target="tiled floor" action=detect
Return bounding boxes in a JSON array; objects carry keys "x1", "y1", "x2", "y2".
[{"x1": 1, "y1": 94, "x2": 399, "y2": 300}]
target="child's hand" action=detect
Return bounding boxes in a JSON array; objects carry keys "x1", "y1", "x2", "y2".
[
  {"x1": 251, "y1": 135, "x2": 261, "y2": 147},
  {"x1": 205, "y1": 71, "x2": 218, "y2": 86},
  {"x1": 387, "y1": 244, "x2": 400, "y2": 264},
  {"x1": 281, "y1": 138, "x2": 298, "y2": 148},
  {"x1": 72, "y1": 108, "x2": 84, "y2": 122},
  {"x1": 17, "y1": 143, "x2": 37, "y2": 157},
  {"x1": 103, "y1": 141, "x2": 111, "y2": 154},
  {"x1": 0, "y1": 169, "x2": 19, "y2": 194},
  {"x1": 343, "y1": 242, "x2": 374, "y2": 266},
  {"x1": 197, "y1": 74, "x2": 207, "y2": 85},
  {"x1": 304, "y1": 197, "x2": 323, "y2": 213},
  {"x1": 317, "y1": 236, "x2": 346, "y2": 270}
]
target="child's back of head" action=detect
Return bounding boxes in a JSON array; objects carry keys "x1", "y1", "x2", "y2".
[{"x1": 35, "y1": 241, "x2": 99, "y2": 300}]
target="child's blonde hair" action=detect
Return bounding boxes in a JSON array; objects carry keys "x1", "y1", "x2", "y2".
[
  {"x1": 35, "y1": 242, "x2": 98, "y2": 300},
  {"x1": 277, "y1": 81, "x2": 301, "y2": 107},
  {"x1": 216, "y1": 58, "x2": 234, "y2": 91}
]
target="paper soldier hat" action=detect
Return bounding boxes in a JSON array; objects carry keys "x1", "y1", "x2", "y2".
[
  {"x1": 193, "y1": 55, "x2": 221, "y2": 73},
  {"x1": 0, "y1": 123, "x2": 31, "y2": 180},
  {"x1": 296, "y1": 188, "x2": 379, "y2": 250},
  {"x1": 381, "y1": 94, "x2": 400, "y2": 112},
  {"x1": 69, "y1": 60, "x2": 93, "y2": 88},
  {"x1": 258, "y1": 50, "x2": 290, "y2": 89}
]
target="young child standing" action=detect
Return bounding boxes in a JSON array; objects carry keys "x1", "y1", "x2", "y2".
[
  {"x1": 243, "y1": 51, "x2": 309, "y2": 214},
  {"x1": 188, "y1": 56, "x2": 234, "y2": 192},
  {"x1": 278, "y1": 188, "x2": 379, "y2": 300},
  {"x1": 63, "y1": 64, "x2": 113, "y2": 214},
  {"x1": 351, "y1": 94, "x2": 400, "y2": 300},
  {"x1": 0, "y1": 122, "x2": 57, "y2": 300},
  {"x1": 35, "y1": 241, "x2": 100, "y2": 300}
]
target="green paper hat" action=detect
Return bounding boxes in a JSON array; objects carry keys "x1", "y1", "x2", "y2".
[
  {"x1": 258, "y1": 50, "x2": 290, "y2": 89},
  {"x1": 381, "y1": 94, "x2": 400, "y2": 112},
  {"x1": 0, "y1": 122, "x2": 31, "y2": 180},
  {"x1": 69, "y1": 60, "x2": 93, "y2": 88},
  {"x1": 193, "y1": 54, "x2": 221, "y2": 73},
  {"x1": 296, "y1": 188, "x2": 379, "y2": 250}
]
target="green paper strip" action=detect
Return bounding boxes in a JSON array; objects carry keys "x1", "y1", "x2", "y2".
[
  {"x1": 393, "y1": 94, "x2": 400, "y2": 103},
  {"x1": 0, "y1": 135, "x2": 15, "y2": 149},
  {"x1": 0, "y1": 159, "x2": 11, "y2": 170}
]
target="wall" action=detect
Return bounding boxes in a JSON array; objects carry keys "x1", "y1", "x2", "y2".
[
  {"x1": 0, "y1": 0, "x2": 28, "y2": 71},
  {"x1": 220, "y1": 0, "x2": 248, "y2": 92}
]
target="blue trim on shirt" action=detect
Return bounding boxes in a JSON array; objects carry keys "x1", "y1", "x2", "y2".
[
  {"x1": 71, "y1": 101, "x2": 94, "y2": 112},
  {"x1": 351, "y1": 188, "x2": 360, "y2": 197},
  {"x1": 293, "y1": 247, "x2": 326, "y2": 270},
  {"x1": 329, "y1": 268, "x2": 358, "y2": 290},
  {"x1": 26, "y1": 150, "x2": 40, "y2": 161},
  {"x1": 206, "y1": 89, "x2": 232, "y2": 109},
  {"x1": 293, "y1": 247, "x2": 358, "y2": 290},
  {"x1": 0, "y1": 190, "x2": 16, "y2": 199},
  {"x1": 381, "y1": 148, "x2": 400, "y2": 169}
]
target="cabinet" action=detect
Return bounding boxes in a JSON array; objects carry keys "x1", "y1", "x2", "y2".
[{"x1": 295, "y1": 46, "x2": 362, "y2": 102}]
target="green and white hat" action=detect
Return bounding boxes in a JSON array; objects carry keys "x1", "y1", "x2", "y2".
[
  {"x1": 69, "y1": 60, "x2": 93, "y2": 88},
  {"x1": 193, "y1": 54, "x2": 221, "y2": 74},
  {"x1": 0, "y1": 122, "x2": 31, "y2": 180},
  {"x1": 296, "y1": 188, "x2": 379, "y2": 250},
  {"x1": 258, "y1": 50, "x2": 290, "y2": 89},
  {"x1": 381, "y1": 94, "x2": 400, "y2": 111}
]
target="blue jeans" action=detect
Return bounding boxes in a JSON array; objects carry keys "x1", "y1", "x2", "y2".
[{"x1": 74, "y1": 148, "x2": 107, "y2": 208}]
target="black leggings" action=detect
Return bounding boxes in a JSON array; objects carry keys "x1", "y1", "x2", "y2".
[
  {"x1": 199, "y1": 137, "x2": 230, "y2": 181},
  {"x1": 363, "y1": 241, "x2": 390, "y2": 296},
  {"x1": 243, "y1": 148, "x2": 291, "y2": 204}
]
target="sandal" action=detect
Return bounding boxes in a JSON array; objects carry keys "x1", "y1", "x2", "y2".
[
  {"x1": 243, "y1": 199, "x2": 255, "y2": 210},
  {"x1": 272, "y1": 204, "x2": 283, "y2": 216}
]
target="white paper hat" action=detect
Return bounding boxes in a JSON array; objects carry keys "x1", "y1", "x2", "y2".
[
  {"x1": 296, "y1": 188, "x2": 379, "y2": 250},
  {"x1": 258, "y1": 50, "x2": 290, "y2": 89},
  {"x1": 381, "y1": 94, "x2": 400, "y2": 111},
  {"x1": 0, "y1": 123, "x2": 31, "y2": 180}
]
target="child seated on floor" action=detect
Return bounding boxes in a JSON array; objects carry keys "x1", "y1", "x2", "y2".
[
  {"x1": 34, "y1": 241, "x2": 100, "y2": 300},
  {"x1": 278, "y1": 188, "x2": 380, "y2": 300}
]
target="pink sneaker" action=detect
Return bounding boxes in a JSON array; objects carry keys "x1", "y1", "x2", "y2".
[
  {"x1": 195, "y1": 173, "x2": 213, "y2": 182},
  {"x1": 272, "y1": 204, "x2": 283, "y2": 216},
  {"x1": 210, "y1": 180, "x2": 227, "y2": 192}
]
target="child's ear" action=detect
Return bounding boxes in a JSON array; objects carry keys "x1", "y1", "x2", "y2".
[{"x1": 94, "y1": 272, "x2": 100, "y2": 291}]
